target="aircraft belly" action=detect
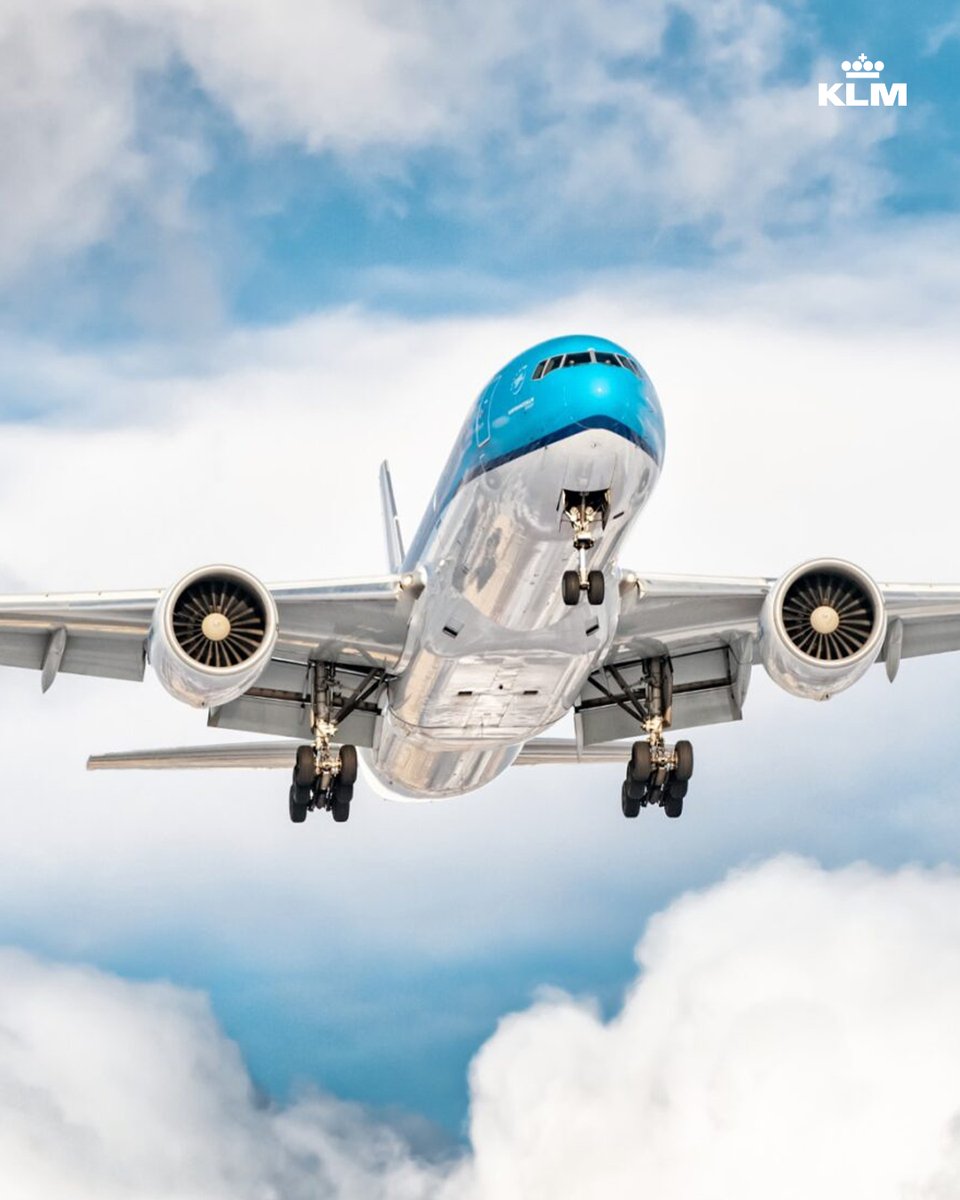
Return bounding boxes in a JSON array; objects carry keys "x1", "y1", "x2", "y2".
[{"x1": 369, "y1": 431, "x2": 658, "y2": 800}]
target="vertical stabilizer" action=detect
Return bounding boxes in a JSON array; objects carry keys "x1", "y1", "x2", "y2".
[{"x1": 379, "y1": 460, "x2": 406, "y2": 573}]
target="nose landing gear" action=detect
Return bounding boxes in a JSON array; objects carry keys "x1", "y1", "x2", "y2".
[{"x1": 561, "y1": 491, "x2": 608, "y2": 607}]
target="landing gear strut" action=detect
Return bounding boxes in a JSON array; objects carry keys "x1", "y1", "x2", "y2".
[
  {"x1": 561, "y1": 491, "x2": 607, "y2": 607},
  {"x1": 288, "y1": 663, "x2": 359, "y2": 824},
  {"x1": 618, "y1": 657, "x2": 695, "y2": 819}
]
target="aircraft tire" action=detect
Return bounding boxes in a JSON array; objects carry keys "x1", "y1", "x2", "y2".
[
  {"x1": 339, "y1": 744, "x2": 358, "y2": 786},
  {"x1": 288, "y1": 784, "x2": 308, "y2": 823},
  {"x1": 332, "y1": 789, "x2": 352, "y2": 823},
  {"x1": 621, "y1": 781, "x2": 641, "y2": 818},
  {"x1": 586, "y1": 570, "x2": 605, "y2": 605},
  {"x1": 664, "y1": 794, "x2": 684, "y2": 819},
  {"x1": 562, "y1": 570, "x2": 581, "y2": 606},
  {"x1": 674, "y1": 740, "x2": 694, "y2": 782},
  {"x1": 294, "y1": 745, "x2": 316, "y2": 786},
  {"x1": 630, "y1": 741, "x2": 653, "y2": 783}
]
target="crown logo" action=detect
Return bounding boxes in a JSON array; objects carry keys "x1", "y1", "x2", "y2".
[{"x1": 841, "y1": 53, "x2": 884, "y2": 79}]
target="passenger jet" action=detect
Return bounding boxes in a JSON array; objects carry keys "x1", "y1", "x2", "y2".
[{"x1": 1, "y1": 335, "x2": 957, "y2": 824}]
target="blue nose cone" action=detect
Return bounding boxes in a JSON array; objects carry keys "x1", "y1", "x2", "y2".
[{"x1": 485, "y1": 335, "x2": 665, "y2": 469}]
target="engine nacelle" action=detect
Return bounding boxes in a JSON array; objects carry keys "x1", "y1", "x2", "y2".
[
  {"x1": 760, "y1": 558, "x2": 886, "y2": 701},
  {"x1": 148, "y1": 565, "x2": 279, "y2": 708}
]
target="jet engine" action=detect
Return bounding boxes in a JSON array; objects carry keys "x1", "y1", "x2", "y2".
[
  {"x1": 760, "y1": 559, "x2": 886, "y2": 700},
  {"x1": 148, "y1": 565, "x2": 279, "y2": 708}
]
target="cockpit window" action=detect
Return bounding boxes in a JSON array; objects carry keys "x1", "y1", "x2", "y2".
[
  {"x1": 532, "y1": 354, "x2": 563, "y2": 380},
  {"x1": 616, "y1": 354, "x2": 643, "y2": 377},
  {"x1": 531, "y1": 348, "x2": 643, "y2": 379}
]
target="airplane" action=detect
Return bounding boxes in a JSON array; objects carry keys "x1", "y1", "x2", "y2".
[{"x1": 2, "y1": 333, "x2": 959, "y2": 825}]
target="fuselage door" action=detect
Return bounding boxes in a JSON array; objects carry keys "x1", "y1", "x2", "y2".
[{"x1": 475, "y1": 375, "x2": 500, "y2": 451}]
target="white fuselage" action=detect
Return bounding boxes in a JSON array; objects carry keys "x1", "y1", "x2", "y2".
[{"x1": 365, "y1": 428, "x2": 659, "y2": 798}]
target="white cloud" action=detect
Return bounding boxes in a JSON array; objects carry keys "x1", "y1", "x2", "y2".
[
  {"x1": 0, "y1": 946, "x2": 444, "y2": 1198},
  {"x1": 0, "y1": 0, "x2": 899, "y2": 281},
  {"x1": 453, "y1": 858, "x2": 960, "y2": 1199},
  {"x1": 0, "y1": 1, "x2": 154, "y2": 278},
  {"x1": 4, "y1": 859, "x2": 960, "y2": 1197}
]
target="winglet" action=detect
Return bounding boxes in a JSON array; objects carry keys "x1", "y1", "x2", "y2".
[{"x1": 378, "y1": 460, "x2": 406, "y2": 574}]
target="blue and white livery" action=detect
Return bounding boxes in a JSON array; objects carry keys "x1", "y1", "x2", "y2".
[{"x1": 3, "y1": 335, "x2": 960, "y2": 825}]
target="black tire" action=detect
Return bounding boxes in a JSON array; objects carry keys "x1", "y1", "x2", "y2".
[
  {"x1": 630, "y1": 741, "x2": 653, "y2": 783},
  {"x1": 667, "y1": 778, "x2": 688, "y2": 801},
  {"x1": 664, "y1": 794, "x2": 684, "y2": 819},
  {"x1": 332, "y1": 782, "x2": 353, "y2": 823},
  {"x1": 288, "y1": 784, "x2": 308, "y2": 823},
  {"x1": 586, "y1": 570, "x2": 605, "y2": 606},
  {"x1": 562, "y1": 570, "x2": 581, "y2": 606},
  {"x1": 674, "y1": 740, "x2": 694, "y2": 782},
  {"x1": 621, "y1": 781, "x2": 641, "y2": 818},
  {"x1": 624, "y1": 777, "x2": 646, "y2": 802},
  {"x1": 294, "y1": 745, "x2": 316, "y2": 787},
  {"x1": 338, "y1": 744, "x2": 358, "y2": 786}
]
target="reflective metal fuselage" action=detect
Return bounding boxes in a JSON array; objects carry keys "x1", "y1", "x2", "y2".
[{"x1": 364, "y1": 335, "x2": 666, "y2": 800}]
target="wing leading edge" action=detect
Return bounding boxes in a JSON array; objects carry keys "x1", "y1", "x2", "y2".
[{"x1": 0, "y1": 572, "x2": 415, "y2": 692}]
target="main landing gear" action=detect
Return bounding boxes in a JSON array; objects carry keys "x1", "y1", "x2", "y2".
[
  {"x1": 621, "y1": 720, "x2": 694, "y2": 820},
  {"x1": 288, "y1": 663, "x2": 360, "y2": 825},
  {"x1": 615, "y1": 655, "x2": 694, "y2": 820},
  {"x1": 561, "y1": 490, "x2": 607, "y2": 607}
]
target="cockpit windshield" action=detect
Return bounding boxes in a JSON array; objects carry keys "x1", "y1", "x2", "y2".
[{"x1": 532, "y1": 349, "x2": 643, "y2": 380}]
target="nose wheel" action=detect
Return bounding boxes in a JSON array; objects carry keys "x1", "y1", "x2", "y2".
[
  {"x1": 560, "y1": 492, "x2": 608, "y2": 607},
  {"x1": 562, "y1": 568, "x2": 605, "y2": 606}
]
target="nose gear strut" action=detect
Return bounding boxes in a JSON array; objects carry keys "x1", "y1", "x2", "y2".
[{"x1": 561, "y1": 490, "x2": 608, "y2": 607}]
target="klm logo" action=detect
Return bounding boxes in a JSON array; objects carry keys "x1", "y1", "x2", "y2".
[{"x1": 818, "y1": 54, "x2": 907, "y2": 107}]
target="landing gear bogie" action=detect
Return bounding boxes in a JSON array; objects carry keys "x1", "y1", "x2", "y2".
[{"x1": 618, "y1": 663, "x2": 696, "y2": 820}]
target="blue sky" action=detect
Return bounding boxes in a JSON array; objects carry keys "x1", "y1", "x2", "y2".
[
  {"x1": 1, "y1": 0, "x2": 957, "y2": 349},
  {"x1": 1, "y1": 1, "x2": 960, "y2": 1191}
]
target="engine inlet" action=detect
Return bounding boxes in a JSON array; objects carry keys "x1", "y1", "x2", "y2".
[
  {"x1": 781, "y1": 569, "x2": 875, "y2": 661},
  {"x1": 172, "y1": 578, "x2": 267, "y2": 668}
]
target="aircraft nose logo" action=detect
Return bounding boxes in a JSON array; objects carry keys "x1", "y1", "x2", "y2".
[{"x1": 511, "y1": 365, "x2": 527, "y2": 394}]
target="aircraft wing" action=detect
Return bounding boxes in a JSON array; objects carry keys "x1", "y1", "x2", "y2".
[
  {"x1": 579, "y1": 571, "x2": 960, "y2": 745},
  {"x1": 0, "y1": 574, "x2": 413, "y2": 699}
]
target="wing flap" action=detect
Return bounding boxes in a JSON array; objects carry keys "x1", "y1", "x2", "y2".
[
  {"x1": 881, "y1": 585, "x2": 960, "y2": 660},
  {"x1": 579, "y1": 642, "x2": 750, "y2": 744},
  {"x1": 0, "y1": 594, "x2": 154, "y2": 683},
  {"x1": 513, "y1": 738, "x2": 631, "y2": 765}
]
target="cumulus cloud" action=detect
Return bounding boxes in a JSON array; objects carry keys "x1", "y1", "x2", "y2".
[
  {"x1": 0, "y1": 947, "x2": 444, "y2": 1198},
  {"x1": 0, "y1": 0, "x2": 897, "y2": 284},
  {"x1": 4, "y1": 859, "x2": 960, "y2": 1198}
]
